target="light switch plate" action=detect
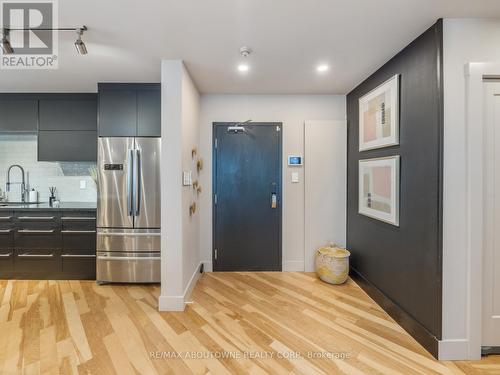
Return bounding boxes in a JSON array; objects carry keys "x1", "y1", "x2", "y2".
[
  {"x1": 291, "y1": 172, "x2": 299, "y2": 183},
  {"x1": 80, "y1": 180, "x2": 87, "y2": 189},
  {"x1": 183, "y1": 171, "x2": 192, "y2": 186}
]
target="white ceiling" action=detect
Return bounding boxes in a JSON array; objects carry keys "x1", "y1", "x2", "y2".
[{"x1": 0, "y1": 0, "x2": 499, "y2": 94}]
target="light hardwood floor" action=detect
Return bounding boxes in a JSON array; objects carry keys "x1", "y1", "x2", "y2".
[{"x1": 0, "y1": 272, "x2": 498, "y2": 374}]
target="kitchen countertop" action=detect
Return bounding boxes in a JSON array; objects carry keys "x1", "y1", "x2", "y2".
[{"x1": 0, "y1": 202, "x2": 96, "y2": 211}]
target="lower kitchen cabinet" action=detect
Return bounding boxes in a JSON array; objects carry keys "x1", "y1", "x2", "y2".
[
  {"x1": 0, "y1": 251, "x2": 14, "y2": 277},
  {"x1": 14, "y1": 249, "x2": 61, "y2": 278},
  {"x1": 0, "y1": 209, "x2": 96, "y2": 280},
  {"x1": 61, "y1": 255, "x2": 96, "y2": 280},
  {"x1": 61, "y1": 217, "x2": 96, "y2": 279}
]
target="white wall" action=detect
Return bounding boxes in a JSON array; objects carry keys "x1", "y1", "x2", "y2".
[
  {"x1": 441, "y1": 18, "x2": 500, "y2": 359},
  {"x1": 160, "y1": 60, "x2": 201, "y2": 311},
  {"x1": 304, "y1": 120, "x2": 346, "y2": 272},
  {"x1": 181, "y1": 66, "x2": 202, "y2": 292},
  {"x1": 198, "y1": 95, "x2": 346, "y2": 272}
]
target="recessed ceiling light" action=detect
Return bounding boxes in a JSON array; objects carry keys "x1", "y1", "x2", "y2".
[
  {"x1": 238, "y1": 64, "x2": 249, "y2": 73},
  {"x1": 317, "y1": 64, "x2": 329, "y2": 73}
]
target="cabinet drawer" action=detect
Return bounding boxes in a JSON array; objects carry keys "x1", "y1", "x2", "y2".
[
  {"x1": 15, "y1": 228, "x2": 60, "y2": 249},
  {"x1": 62, "y1": 231, "x2": 96, "y2": 253},
  {"x1": 0, "y1": 250, "x2": 14, "y2": 275},
  {"x1": 14, "y1": 249, "x2": 60, "y2": 275},
  {"x1": 61, "y1": 255, "x2": 96, "y2": 280},
  {"x1": 16, "y1": 211, "x2": 58, "y2": 223},
  {"x1": 61, "y1": 213, "x2": 96, "y2": 231},
  {"x1": 0, "y1": 229, "x2": 14, "y2": 248},
  {"x1": 0, "y1": 213, "x2": 14, "y2": 227}
]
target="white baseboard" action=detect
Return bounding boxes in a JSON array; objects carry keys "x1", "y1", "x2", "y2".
[
  {"x1": 282, "y1": 260, "x2": 304, "y2": 272},
  {"x1": 202, "y1": 260, "x2": 213, "y2": 272},
  {"x1": 159, "y1": 262, "x2": 203, "y2": 312},
  {"x1": 184, "y1": 262, "x2": 202, "y2": 303},
  {"x1": 438, "y1": 339, "x2": 470, "y2": 360}
]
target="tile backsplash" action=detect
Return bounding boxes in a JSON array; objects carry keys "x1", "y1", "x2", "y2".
[{"x1": 0, "y1": 134, "x2": 97, "y2": 203}]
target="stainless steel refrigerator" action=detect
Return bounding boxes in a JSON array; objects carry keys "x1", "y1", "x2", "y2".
[{"x1": 96, "y1": 137, "x2": 161, "y2": 283}]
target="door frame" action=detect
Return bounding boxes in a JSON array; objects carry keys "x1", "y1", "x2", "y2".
[
  {"x1": 463, "y1": 63, "x2": 500, "y2": 359},
  {"x1": 212, "y1": 122, "x2": 283, "y2": 272}
]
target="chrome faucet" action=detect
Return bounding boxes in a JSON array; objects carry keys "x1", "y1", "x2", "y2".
[{"x1": 6, "y1": 164, "x2": 27, "y2": 203}]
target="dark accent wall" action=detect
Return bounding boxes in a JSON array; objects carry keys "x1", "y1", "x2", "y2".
[{"x1": 346, "y1": 20, "x2": 443, "y2": 357}]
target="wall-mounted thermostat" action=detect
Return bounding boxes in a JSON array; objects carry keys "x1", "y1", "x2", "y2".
[{"x1": 288, "y1": 156, "x2": 303, "y2": 166}]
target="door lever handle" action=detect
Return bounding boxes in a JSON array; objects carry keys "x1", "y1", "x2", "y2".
[{"x1": 271, "y1": 193, "x2": 277, "y2": 209}]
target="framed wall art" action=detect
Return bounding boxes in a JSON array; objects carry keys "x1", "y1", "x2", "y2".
[
  {"x1": 359, "y1": 74, "x2": 399, "y2": 151},
  {"x1": 359, "y1": 156, "x2": 400, "y2": 226}
]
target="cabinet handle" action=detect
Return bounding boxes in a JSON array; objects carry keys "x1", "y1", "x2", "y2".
[
  {"x1": 18, "y1": 229, "x2": 55, "y2": 234},
  {"x1": 98, "y1": 255, "x2": 161, "y2": 261},
  {"x1": 61, "y1": 217, "x2": 96, "y2": 221},
  {"x1": 18, "y1": 216, "x2": 55, "y2": 221},
  {"x1": 0, "y1": 229, "x2": 12, "y2": 234},
  {"x1": 0, "y1": 216, "x2": 12, "y2": 221},
  {"x1": 61, "y1": 254, "x2": 95, "y2": 258},
  {"x1": 61, "y1": 230, "x2": 96, "y2": 234},
  {"x1": 97, "y1": 232, "x2": 160, "y2": 237},
  {"x1": 18, "y1": 253, "x2": 54, "y2": 258},
  {"x1": 0, "y1": 253, "x2": 12, "y2": 258}
]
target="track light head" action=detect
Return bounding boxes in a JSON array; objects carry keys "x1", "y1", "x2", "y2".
[
  {"x1": 1, "y1": 29, "x2": 13, "y2": 55},
  {"x1": 74, "y1": 27, "x2": 87, "y2": 55}
]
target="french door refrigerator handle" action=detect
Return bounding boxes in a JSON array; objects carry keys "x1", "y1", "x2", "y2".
[
  {"x1": 127, "y1": 149, "x2": 134, "y2": 216},
  {"x1": 134, "y1": 148, "x2": 141, "y2": 216}
]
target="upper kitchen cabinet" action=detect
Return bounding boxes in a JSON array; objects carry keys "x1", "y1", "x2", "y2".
[
  {"x1": 37, "y1": 94, "x2": 98, "y2": 162},
  {"x1": 137, "y1": 89, "x2": 161, "y2": 136},
  {"x1": 98, "y1": 83, "x2": 161, "y2": 137},
  {"x1": 39, "y1": 94, "x2": 97, "y2": 131},
  {"x1": 98, "y1": 88, "x2": 136, "y2": 136},
  {"x1": 0, "y1": 96, "x2": 38, "y2": 132}
]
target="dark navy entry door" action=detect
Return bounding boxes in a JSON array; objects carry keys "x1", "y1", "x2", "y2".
[{"x1": 213, "y1": 123, "x2": 282, "y2": 271}]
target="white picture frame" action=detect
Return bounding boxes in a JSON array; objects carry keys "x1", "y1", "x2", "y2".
[
  {"x1": 358, "y1": 156, "x2": 400, "y2": 226},
  {"x1": 359, "y1": 74, "x2": 399, "y2": 151}
]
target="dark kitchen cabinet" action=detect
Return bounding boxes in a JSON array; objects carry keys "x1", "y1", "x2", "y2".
[
  {"x1": 39, "y1": 97, "x2": 97, "y2": 131},
  {"x1": 37, "y1": 94, "x2": 98, "y2": 162},
  {"x1": 0, "y1": 212, "x2": 14, "y2": 277},
  {"x1": 0, "y1": 209, "x2": 96, "y2": 280},
  {"x1": 0, "y1": 212, "x2": 14, "y2": 250},
  {"x1": 0, "y1": 99, "x2": 38, "y2": 132},
  {"x1": 61, "y1": 213, "x2": 96, "y2": 279},
  {"x1": 98, "y1": 89, "x2": 137, "y2": 136},
  {"x1": 98, "y1": 83, "x2": 161, "y2": 137},
  {"x1": 14, "y1": 249, "x2": 61, "y2": 277},
  {"x1": 137, "y1": 89, "x2": 161, "y2": 136},
  {"x1": 0, "y1": 251, "x2": 14, "y2": 276},
  {"x1": 38, "y1": 130, "x2": 97, "y2": 162}
]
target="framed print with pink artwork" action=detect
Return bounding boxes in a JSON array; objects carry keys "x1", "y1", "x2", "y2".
[
  {"x1": 358, "y1": 75, "x2": 399, "y2": 151},
  {"x1": 359, "y1": 156, "x2": 400, "y2": 226}
]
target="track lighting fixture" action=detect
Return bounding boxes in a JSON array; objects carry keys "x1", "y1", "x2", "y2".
[
  {"x1": 0, "y1": 29, "x2": 13, "y2": 55},
  {"x1": 74, "y1": 27, "x2": 87, "y2": 55},
  {"x1": 0, "y1": 26, "x2": 88, "y2": 55}
]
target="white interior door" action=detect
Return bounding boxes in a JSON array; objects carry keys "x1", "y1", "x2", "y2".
[
  {"x1": 483, "y1": 81, "x2": 500, "y2": 347},
  {"x1": 304, "y1": 120, "x2": 346, "y2": 272}
]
